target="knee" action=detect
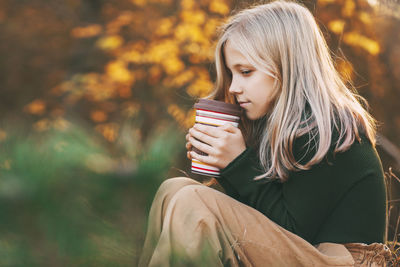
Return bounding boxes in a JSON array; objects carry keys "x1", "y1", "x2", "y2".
[
  {"x1": 154, "y1": 177, "x2": 200, "y2": 203},
  {"x1": 158, "y1": 177, "x2": 197, "y2": 193},
  {"x1": 168, "y1": 185, "x2": 217, "y2": 226},
  {"x1": 169, "y1": 184, "x2": 204, "y2": 213},
  {"x1": 169, "y1": 184, "x2": 212, "y2": 209},
  {"x1": 159, "y1": 177, "x2": 193, "y2": 188}
]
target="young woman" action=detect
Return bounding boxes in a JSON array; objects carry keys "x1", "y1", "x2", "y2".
[{"x1": 139, "y1": 1, "x2": 390, "y2": 266}]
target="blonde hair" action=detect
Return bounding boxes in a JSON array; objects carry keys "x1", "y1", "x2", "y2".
[{"x1": 210, "y1": 0, "x2": 377, "y2": 181}]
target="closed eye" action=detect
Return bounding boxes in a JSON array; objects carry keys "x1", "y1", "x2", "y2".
[{"x1": 241, "y1": 69, "x2": 252, "y2": 75}]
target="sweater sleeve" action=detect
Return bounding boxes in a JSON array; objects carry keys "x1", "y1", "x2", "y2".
[{"x1": 219, "y1": 147, "x2": 265, "y2": 201}]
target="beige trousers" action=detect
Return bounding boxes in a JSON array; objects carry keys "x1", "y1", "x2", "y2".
[{"x1": 138, "y1": 177, "x2": 390, "y2": 267}]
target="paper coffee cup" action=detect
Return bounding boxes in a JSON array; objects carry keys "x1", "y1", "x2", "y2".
[{"x1": 191, "y1": 99, "x2": 242, "y2": 177}]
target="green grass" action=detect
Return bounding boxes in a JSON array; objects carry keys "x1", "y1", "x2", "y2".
[{"x1": 0, "y1": 121, "x2": 184, "y2": 266}]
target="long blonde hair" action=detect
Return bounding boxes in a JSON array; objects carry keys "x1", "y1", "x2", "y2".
[{"x1": 209, "y1": 0, "x2": 377, "y2": 181}]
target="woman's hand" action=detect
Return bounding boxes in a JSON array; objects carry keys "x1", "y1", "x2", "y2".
[{"x1": 185, "y1": 123, "x2": 246, "y2": 169}]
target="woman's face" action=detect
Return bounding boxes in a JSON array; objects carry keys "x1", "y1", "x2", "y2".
[{"x1": 223, "y1": 40, "x2": 278, "y2": 120}]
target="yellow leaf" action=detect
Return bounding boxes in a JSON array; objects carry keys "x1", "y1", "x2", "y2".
[
  {"x1": 181, "y1": 10, "x2": 206, "y2": 25},
  {"x1": 343, "y1": 32, "x2": 380, "y2": 55},
  {"x1": 91, "y1": 110, "x2": 108, "y2": 122},
  {"x1": 95, "y1": 123, "x2": 119, "y2": 142},
  {"x1": 106, "y1": 61, "x2": 134, "y2": 83},
  {"x1": 51, "y1": 81, "x2": 75, "y2": 95},
  {"x1": 96, "y1": 35, "x2": 124, "y2": 50},
  {"x1": 187, "y1": 78, "x2": 213, "y2": 97},
  {"x1": 146, "y1": 40, "x2": 180, "y2": 63},
  {"x1": 131, "y1": 0, "x2": 146, "y2": 6},
  {"x1": 124, "y1": 50, "x2": 142, "y2": 63},
  {"x1": 181, "y1": 0, "x2": 195, "y2": 10},
  {"x1": 24, "y1": 99, "x2": 46, "y2": 115},
  {"x1": 170, "y1": 69, "x2": 195, "y2": 87},
  {"x1": 184, "y1": 109, "x2": 196, "y2": 129},
  {"x1": 71, "y1": 24, "x2": 102, "y2": 38},
  {"x1": 342, "y1": 0, "x2": 355, "y2": 17},
  {"x1": 106, "y1": 12, "x2": 134, "y2": 34},
  {"x1": 175, "y1": 24, "x2": 207, "y2": 44},
  {"x1": 328, "y1": 20, "x2": 345, "y2": 34},
  {"x1": 156, "y1": 18, "x2": 175, "y2": 36},
  {"x1": 189, "y1": 54, "x2": 203, "y2": 64},
  {"x1": 82, "y1": 73, "x2": 116, "y2": 101},
  {"x1": 150, "y1": 0, "x2": 172, "y2": 4},
  {"x1": 168, "y1": 104, "x2": 187, "y2": 126},
  {"x1": 204, "y1": 18, "x2": 223, "y2": 38},
  {"x1": 185, "y1": 43, "x2": 201, "y2": 54},
  {"x1": 161, "y1": 57, "x2": 185, "y2": 75},
  {"x1": 121, "y1": 102, "x2": 140, "y2": 117},
  {"x1": 359, "y1": 12, "x2": 372, "y2": 24},
  {"x1": 209, "y1": 0, "x2": 230, "y2": 15},
  {"x1": 116, "y1": 12, "x2": 134, "y2": 25},
  {"x1": 168, "y1": 107, "x2": 196, "y2": 129}
]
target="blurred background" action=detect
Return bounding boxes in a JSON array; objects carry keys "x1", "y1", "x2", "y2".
[{"x1": 0, "y1": 0, "x2": 399, "y2": 265}]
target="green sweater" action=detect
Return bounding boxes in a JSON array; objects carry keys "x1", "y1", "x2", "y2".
[{"x1": 218, "y1": 135, "x2": 387, "y2": 245}]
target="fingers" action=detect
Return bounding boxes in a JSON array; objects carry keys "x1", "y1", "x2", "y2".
[
  {"x1": 185, "y1": 133, "x2": 192, "y2": 150},
  {"x1": 188, "y1": 136, "x2": 213, "y2": 155},
  {"x1": 186, "y1": 142, "x2": 192, "y2": 150},
  {"x1": 189, "y1": 127, "x2": 217, "y2": 147},
  {"x1": 190, "y1": 150, "x2": 215, "y2": 166},
  {"x1": 193, "y1": 124, "x2": 224, "y2": 138},
  {"x1": 186, "y1": 123, "x2": 242, "y2": 168},
  {"x1": 193, "y1": 123, "x2": 239, "y2": 136}
]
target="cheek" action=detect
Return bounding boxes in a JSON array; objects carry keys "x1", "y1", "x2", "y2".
[
  {"x1": 258, "y1": 89, "x2": 277, "y2": 114},
  {"x1": 248, "y1": 98, "x2": 271, "y2": 119},
  {"x1": 260, "y1": 99, "x2": 272, "y2": 114}
]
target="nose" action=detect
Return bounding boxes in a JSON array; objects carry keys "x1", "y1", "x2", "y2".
[{"x1": 228, "y1": 78, "x2": 243, "y2": 95}]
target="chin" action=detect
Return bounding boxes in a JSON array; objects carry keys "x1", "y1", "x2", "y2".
[
  {"x1": 245, "y1": 112, "x2": 259, "y2": 121},
  {"x1": 245, "y1": 110, "x2": 267, "y2": 121}
]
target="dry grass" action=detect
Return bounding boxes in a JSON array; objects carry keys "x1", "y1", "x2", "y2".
[{"x1": 385, "y1": 168, "x2": 400, "y2": 266}]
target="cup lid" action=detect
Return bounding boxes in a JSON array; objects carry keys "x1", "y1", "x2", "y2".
[{"x1": 194, "y1": 99, "x2": 242, "y2": 116}]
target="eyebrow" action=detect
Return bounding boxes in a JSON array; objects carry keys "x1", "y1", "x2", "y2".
[{"x1": 227, "y1": 63, "x2": 253, "y2": 70}]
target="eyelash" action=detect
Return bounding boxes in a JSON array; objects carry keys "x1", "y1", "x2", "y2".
[
  {"x1": 240, "y1": 69, "x2": 252, "y2": 75},
  {"x1": 227, "y1": 69, "x2": 253, "y2": 77}
]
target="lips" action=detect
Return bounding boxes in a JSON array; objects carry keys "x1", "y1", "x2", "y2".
[{"x1": 238, "y1": 101, "x2": 250, "y2": 108}]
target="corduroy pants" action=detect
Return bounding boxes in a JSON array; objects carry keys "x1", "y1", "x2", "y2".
[{"x1": 138, "y1": 177, "x2": 390, "y2": 267}]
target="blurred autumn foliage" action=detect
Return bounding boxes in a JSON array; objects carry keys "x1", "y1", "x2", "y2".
[{"x1": 0, "y1": 0, "x2": 399, "y2": 265}]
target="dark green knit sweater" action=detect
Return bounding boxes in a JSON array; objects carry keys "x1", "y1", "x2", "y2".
[{"x1": 218, "y1": 135, "x2": 387, "y2": 245}]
